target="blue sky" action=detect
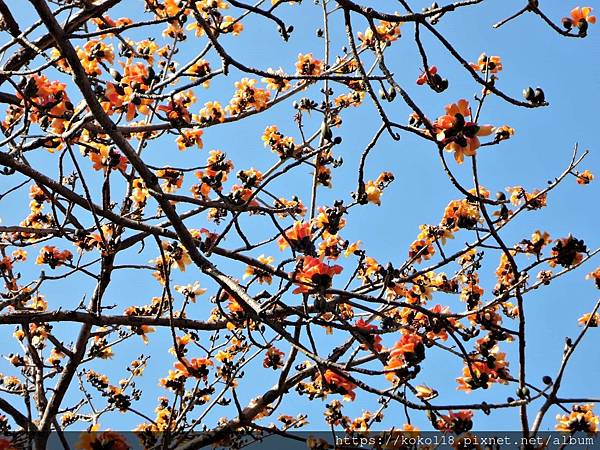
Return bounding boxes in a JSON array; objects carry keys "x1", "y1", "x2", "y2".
[{"x1": 0, "y1": 0, "x2": 599, "y2": 435}]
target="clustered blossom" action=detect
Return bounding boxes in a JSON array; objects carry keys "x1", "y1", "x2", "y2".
[{"x1": 433, "y1": 99, "x2": 494, "y2": 163}]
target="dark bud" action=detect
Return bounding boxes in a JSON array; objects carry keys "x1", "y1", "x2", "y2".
[
  {"x1": 533, "y1": 87, "x2": 545, "y2": 103},
  {"x1": 333, "y1": 136, "x2": 342, "y2": 145},
  {"x1": 316, "y1": 28, "x2": 324, "y2": 37},
  {"x1": 481, "y1": 402, "x2": 491, "y2": 415},
  {"x1": 496, "y1": 191, "x2": 506, "y2": 201},
  {"x1": 561, "y1": 17, "x2": 573, "y2": 30},
  {"x1": 517, "y1": 387, "x2": 530, "y2": 399},
  {"x1": 542, "y1": 375, "x2": 553, "y2": 385},
  {"x1": 438, "y1": 78, "x2": 449, "y2": 92},
  {"x1": 388, "y1": 87, "x2": 396, "y2": 100},
  {"x1": 578, "y1": 20, "x2": 588, "y2": 35},
  {"x1": 523, "y1": 87, "x2": 535, "y2": 101},
  {"x1": 109, "y1": 68, "x2": 122, "y2": 81}
]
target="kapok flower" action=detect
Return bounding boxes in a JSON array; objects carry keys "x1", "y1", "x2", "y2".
[
  {"x1": 131, "y1": 325, "x2": 155, "y2": 344},
  {"x1": 243, "y1": 255, "x2": 274, "y2": 284},
  {"x1": 321, "y1": 369, "x2": 357, "y2": 401},
  {"x1": 156, "y1": 168, "x2": 184, "y2": 193},
  {"x1": 384, "y1": 332, "x2": 425, "y2": 381},
  {"x1": 586, "y1": 267, "x2": 600, "y2": 289},
  {"x1": 408, "y1": 238, "x2": 435, "y2": 264},
  {"x1": 225, "y1": 78, "x2": 270, "y2": 115},
  {"x1": 174, "y1": 357, "x2": 213, "y2": 380},
  {"x1": 415, "y1": 385, "x2": 438, "y2": 401},
  {"x1": 78, "y1": 40, "x2": 115, "y2": 76},
  {"x1": 576, "y1": 170, "x2": 594, "y2": 185},
  {"x1": 456, "y1": 349, "x2": 510, "y2": 392},
  {"x1": 434, "y1": 99, "x2": 493, "y2": 164},
  {"x1": 470, "y1": 53, "x2": 503, "y2": 74},
  {"x1": 36, "y1": 246, "x2": 73, "y2": 269},
  {"x1": 548, "y1": 235, "x2": 587, "y2": 268},
  {"x1": 263, "y1": 346, "x2": 285, "y2": 369},
  {"x1": 493, "y1": 125, "x2": 515, "y2": 142},
  {"x1": 278, "y1": 221, "x2": 312, "y2": 253},
  {"x1": 556, "y1": 404, "x2": 599, "y2": 433},
  {"x1": 436, "y1": 410, "x2": 474, "y2": 434},
  {"x1": 440, "y1": 199, "x2": 481, "y2": 230},
  {"x1": 292, "y1": 256, "x2": 342, "y2": 294},
  {"x1": 578, "y1": 313, "x2": 600, "y2": 327},
  {"x1": 355, "y1": 319, "x2": 383, "y2": 352},
  {"x1": 262, "y1": 68, "x2": 291, "y2": 92},
  {"x1": 567, "y1": 7, "x2": 596, "y2": 30},
  {"x1": 176, "y1": 128, "x2": 204, "y2": 151},
  {"x1": 194, "y1": 101, "x2": 226, "y2": 126},
  {"x1": 295, "y1": 53, "x2": 323, "y2": 76},
  {"x1": 416, "y1": 66, "x2": 438, "y2": 85},
  {"x1": 130, "y1": 178, "x2": 149, "y2": 207},
  {"x1": 175, "y1": 282, "x2": 207, "y2": 302},
  {"x1": 262, "y1": 125, "x2": 299, "y2": 159}
]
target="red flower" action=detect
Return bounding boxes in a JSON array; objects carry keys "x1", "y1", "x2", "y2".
[{"x1": 292, "y1": 256, "x2": 342, "y2": 294}]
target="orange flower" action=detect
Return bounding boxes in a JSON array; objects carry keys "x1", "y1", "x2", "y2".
[
  {"x1": 470, "y1": 53, "x2": 502, "y2": 74},
  {"x1": 36, "y1": 246, "x2": 73, "y2": 269},
  {"x1": 355, "y1": 319, "x2": 383, "y2": 352},
  {"x1": 243, "y1": 255, "x2": 274, "y2": 284},
  {"x1": 131, "y1": 325, "x2": 155, "y2": 344},
  {"x1": 176, "y1": 128, "x2": 204, "y2": 151},
  {"x1": 577, "y1": 169, "x2": 594, "y2": 185},
  {"x1": 548, "y1": 235, "x2": 587, "y2": 268},
  {"x1": 225, "y1": 78, "x2": 270, "y2": 115},
  {"x1": 174, "y1": 357, "x2": 213, "y2": 380},
  {"x1": 220, "y1": 16, "x2": 243, "y2": 35},
  {"x1": 578, "y1": 312, "x2": 600, "y2": 327},
  {"x1": 295, "y1": 53, "x2": 323, "y2": 76},
  {"x1": 416, "y1": 66, "x2": 437, "y2": 85},
  {"x1": 292, "y1": 256, "x2": 342, "y2": 294},
  {"x1": 175, "y1": 282, "x2": 207, "y2": 302},
  {"x1": 157, "y1": 97, "x2": 192, "y2": 126},
  {"x1": 415, "y1": 384, "x2": 438, "y2": 400},
  {"x1": 130, "y1": 178, "x2": 149, "y2": 207},
  {"x1": 262, "y1": 68, "x2": 291, "y2": 92},
  {"x1": 571, "y1": 7, "x2": 596, "y2": 27},
  {"x1": 321, "y1": 369, "x2": 357, "y2": 401},
  {"x1": 263, "y1": 346, "x2": 285, "y2": 369},
  {"x1": 456, "y1": 351, "x2": 510, "y2": 392},
  {"x1": 195, "y1": 101, "x2": 225, "y2": 125},
  {"x1": 156, "y1": 168, "x2": 184, "y2": 193},
  {"x1": 278, "y1": 221, "x2": 312, "y2": 252},
  {"x1": 384, "y1": 333, "x2": 425, "y2": 381},
  {"x1": 262, "y1": 125, "x2": 299, "y2": 159},
  {"x1": 434, "y1": 99, "x2": 493, "y2": 163},
  {"x1": 408, "y1": 238, "x2": 435, "y2": 264},
  {"x1": 586, "y1": 267, "x2": 600, "y2": 289},
  {"x1": 556, "y1": 404, "x2": 599, "y2": 433},
  {"x1": 436, "y1": 410, "x2": 474, "y2": 434},
  {"x1": 88, "y1": 145, "x2": 128, "y2": 172}
]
